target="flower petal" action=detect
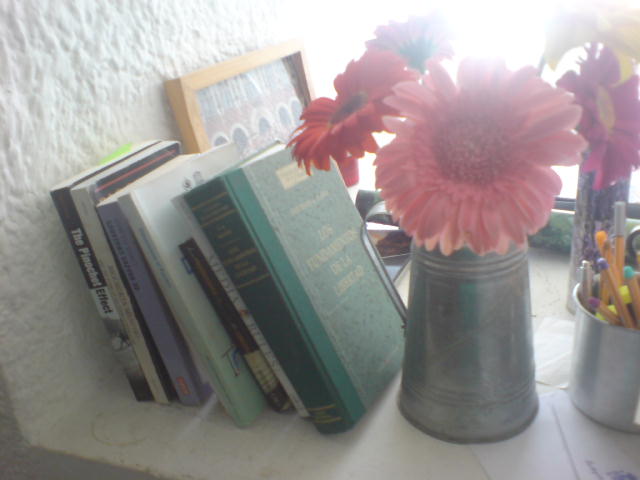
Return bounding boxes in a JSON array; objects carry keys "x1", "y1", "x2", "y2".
[{"x1": 376, "y1": 58, "x2": 585, "y2": 255}]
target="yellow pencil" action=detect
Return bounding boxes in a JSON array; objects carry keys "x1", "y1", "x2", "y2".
[
  {"x1": 596, "y1": 231, "x2": 610, "y2": 303},
  {"x1": 623, "y1": 266, "x2": 640, "y2": 329},
  {"x1": 588, "y1": 297, "x2": 622, "y2": 326},
  {"x1": 614, "y1": 201, "x2": 626, "y2": 284},
  {"x1": 598, "y1": 258, "x2": 635, "y2": 329},
  {"x1": 603, "y1": 241, "x2": 622, "y2": 284}
]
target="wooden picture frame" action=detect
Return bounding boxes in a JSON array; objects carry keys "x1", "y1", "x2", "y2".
[{"x1": 165, "y1": 39, "x2": 314, "y2": 155}]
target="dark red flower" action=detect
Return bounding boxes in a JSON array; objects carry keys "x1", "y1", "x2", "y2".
[
  {"x1": 557, "y1": 45, "x2": 640, "y2": 189},
  {"x1": 288, "y1": 49, "x2": 417, "y2": 174}
]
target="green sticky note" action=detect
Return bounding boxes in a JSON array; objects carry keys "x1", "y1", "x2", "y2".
[{"x1": 98, "y1": 143, "x2": 133, "y2": 166}]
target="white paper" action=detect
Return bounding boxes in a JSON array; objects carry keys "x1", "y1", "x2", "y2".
[
  {"x1": 471, "y1": 392, "x2": 640, "y2": 480},
  {"x1": 534, "y1": 316, "x2": 575, "y2": 389},
  {"x1": 551, "y1": 391, "x2": 640, "y2": 479},
  {"x1": 471, "y1": 394, "x2": 578, "y2": 480}
]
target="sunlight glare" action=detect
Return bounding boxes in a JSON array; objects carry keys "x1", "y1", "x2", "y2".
[
  {"x1": 304, "y1": 0, "x2": 620, "y2": 196},
  {"x1": 440, "y1": 0, "x2": 557, "y2": 69}
]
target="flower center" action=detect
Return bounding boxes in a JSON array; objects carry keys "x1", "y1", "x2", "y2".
[
  {"x1": 433, "y1": 116, "x2": 510, "y2": 185},
  {"x1": 596, "y1": 86, "x2": 616, "y2": 134},
  {"x1": 399, "y1": 38, "x2": 434, "y2": 73},
  {"x1": 331, "y1": 92, "x2": 368, "y2": 124}
]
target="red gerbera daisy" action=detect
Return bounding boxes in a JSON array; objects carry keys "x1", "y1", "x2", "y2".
[
  {"x1": 557, "y1": 45, "x2": 640, "y2": 189},
  {"x1": 288, "y1": 49, "x2": 417, "y2": 175},
  {"x1": 365, "y1": 13, "x2": 454, "y2": 72},
  {"x1": 375, "y1": 58, "x2": 587, "y2": 256}
]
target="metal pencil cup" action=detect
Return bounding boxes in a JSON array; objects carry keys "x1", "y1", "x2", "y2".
[
  {"x1": 570, "y1": 286, "x2": 640, "y2": 433},
  {"x1": 398, "y1": 243, "x2": 538, "y2": 443}
]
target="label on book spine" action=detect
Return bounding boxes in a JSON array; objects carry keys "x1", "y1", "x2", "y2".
[
  {"x1": 51, "y1": 187, "x2": 153, "y2": 402},
  {"x1": 71, "y1": 226, "x2": 120, "y2": 320}
]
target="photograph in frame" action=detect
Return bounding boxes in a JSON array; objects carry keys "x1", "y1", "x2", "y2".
[{"x1": 165, "y1": 39, "x2": 314, "y2": 157}]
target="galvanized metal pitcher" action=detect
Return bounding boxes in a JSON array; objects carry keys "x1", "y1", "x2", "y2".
[{"x1": 398, "y1": 243, "x2": 538, "y2": 443}]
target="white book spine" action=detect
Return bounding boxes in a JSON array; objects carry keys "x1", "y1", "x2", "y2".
[
  {"x1": 176, "y1": 197, "x2": 309, "y2": 417},
  {"x1": 118, "y1": 195, "x2": 249, "y2": 423},
  {"x1": 124, "y1": 206, "x2": 208, "y2": 386},
  {"x1": 71, "y1": 188, "x2": 170, "y2": 404}
]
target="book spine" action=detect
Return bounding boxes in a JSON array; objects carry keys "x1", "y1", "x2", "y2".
[
  {"x1": 50, "y1": 187, "x2": 154, "y2": 402},
  {"x1": 179, "y1": 238, "x2": 291, "y2": 412},
  {"x1": 184, "y1": 178, "x2": 355, "y2": 433},
  {"x1": 99, "y1": 203, "x2": 211, "y2": 406},
  {"x1": 72, "y1": 196, "x2": 178, "y2": 403},
  {"x1": 94, "y1": 220, "x2": 173, "y2": 405},
  {"x1": 119, "y1": 193, "x2": 265, "y2": 427},
  {"x1": 175, "y1": 198, "x2": 309, "y2": 418}
]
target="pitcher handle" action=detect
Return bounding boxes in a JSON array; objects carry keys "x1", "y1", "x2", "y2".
[
  {"x1": 359, "y1": 201, "x2": 408, "y2": 326},
  {"x1": 626, "y1": 225, "x2": 640, "y2": 268}
]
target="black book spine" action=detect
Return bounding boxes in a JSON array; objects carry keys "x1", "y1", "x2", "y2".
[{"x1": 51, "y1": 186, "x2": 153, "y2": 401}]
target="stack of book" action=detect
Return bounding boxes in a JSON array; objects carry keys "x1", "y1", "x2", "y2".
[{"x1": 50, "y1": 141, "x2": 405, "y2": 433}]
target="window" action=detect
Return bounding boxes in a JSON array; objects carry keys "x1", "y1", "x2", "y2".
[{"x1": 303, "y1": 0, "x2": 640, "y2": 205}]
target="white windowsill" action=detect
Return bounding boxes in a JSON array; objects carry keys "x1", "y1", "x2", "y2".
[{"x1": 29, "y1": 247, "x2": 579, "y2": 480}]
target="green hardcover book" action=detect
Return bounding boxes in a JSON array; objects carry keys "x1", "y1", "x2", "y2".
[{"x1": 180, "y1": 145, "x2": 405, "y2": 433}]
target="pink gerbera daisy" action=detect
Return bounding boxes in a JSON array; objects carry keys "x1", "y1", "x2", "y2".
[
  {"x1": 375, "y1": 58, "x2": 587, "y2": 256},
  {"x1": 557, "y1": 45, "x2": 640, "y2": 189}
]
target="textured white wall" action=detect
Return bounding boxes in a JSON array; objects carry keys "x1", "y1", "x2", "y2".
[{"x1": 0, "y1": 0, "x2": 304, "y2": 475}]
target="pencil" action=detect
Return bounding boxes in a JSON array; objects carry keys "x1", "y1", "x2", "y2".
[
  {"x1": 597, "y1": 258, "x2": 635, "y2": 329},
  {"x1": 588, "y1": 297, "x2": 622, "y2": 326},
  {"x1": 596, "y1": 231, "x2": 611, "y2": 303},
  {"x1": 579, "y1": 260, "x2": 593, "y2": 308},
  {"x1": 614, "y1": 201, "x2": 626, "y2": 283},
  {"x1": 623, "y1": 266, "x2": 640, "y2": 329},
  {"x1": 602, "y1": 241, "x2": 623, "y2": 285}
]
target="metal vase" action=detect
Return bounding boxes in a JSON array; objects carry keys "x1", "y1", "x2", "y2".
[
  {"x1": 570, "y1": 286, "x2": 640, "y2": 433},
  {"x1": 398, "y1": 243, "x2": 538, "y2": 443}
]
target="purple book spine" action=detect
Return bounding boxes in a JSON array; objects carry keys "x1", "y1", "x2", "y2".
[{"x1": 99, "y1": 201, "x2": 212, "y2": 406}]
